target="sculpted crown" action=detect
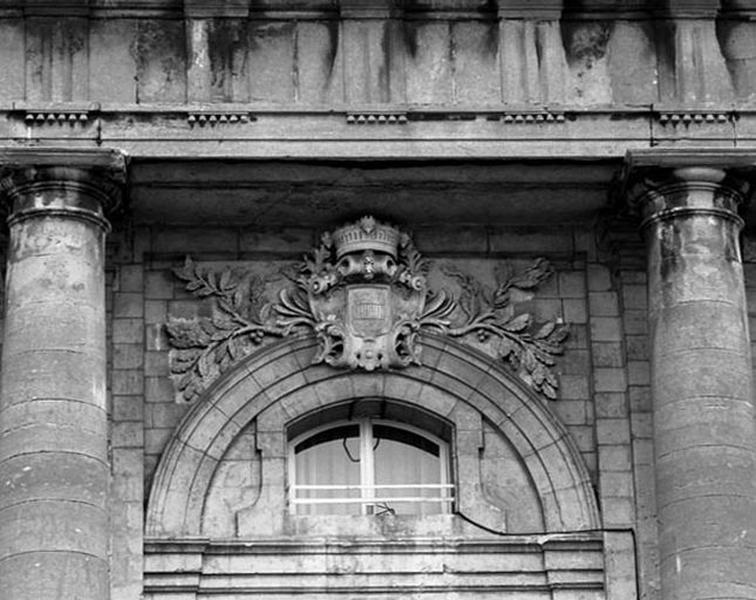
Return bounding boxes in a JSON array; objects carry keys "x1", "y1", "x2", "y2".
[{"x1": 332, "y1": 216, "x2": 401, "y2": 259}]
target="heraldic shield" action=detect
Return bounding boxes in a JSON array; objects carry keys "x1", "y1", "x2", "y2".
[{"x1": 296, "y1": 216, "x2": 428, "y2": 371}]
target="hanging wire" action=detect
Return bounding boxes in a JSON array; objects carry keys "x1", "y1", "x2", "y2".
[{"x1": 342, "y1": 436, "x2": 360, "y2": 462}]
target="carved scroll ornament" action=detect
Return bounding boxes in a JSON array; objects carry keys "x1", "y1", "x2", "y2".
[{"x1": 166, "y1": 217, "x2": 569, "y2": 402}]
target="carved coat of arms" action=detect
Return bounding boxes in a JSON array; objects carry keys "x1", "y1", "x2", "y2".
[
  {"x1": 277, "y1": 216, "x2": 428, "y2": 370},
  {"x1": 166, "y1": 216, "x2": 569, "y2": 403}
]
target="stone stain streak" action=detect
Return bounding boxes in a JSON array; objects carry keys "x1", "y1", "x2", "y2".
[
  {"x1": 208, "y1": 19, "x2": 247, "y2": 101},
  {"x1": 562, "y1": 20, "x2": 612, "y2": 68},
  {"x1": 131, "y1": 20, "x2": 187, "y2": 103}
]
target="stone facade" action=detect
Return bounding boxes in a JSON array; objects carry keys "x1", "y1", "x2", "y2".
[{"x1": 1, "y1": 1, "x2": 756, "y2": 599}]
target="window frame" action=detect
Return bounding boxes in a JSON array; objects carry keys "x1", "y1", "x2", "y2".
[{"x1": 287, "y1": 418, "x2": 454, "y2": 516}]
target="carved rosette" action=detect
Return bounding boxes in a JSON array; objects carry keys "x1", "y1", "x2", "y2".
[{"x1": 166, "y1": 216, "x2": 569, "y2": 402}]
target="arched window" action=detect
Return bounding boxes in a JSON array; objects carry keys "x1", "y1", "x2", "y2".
[{"x1": 289, "y1": 419, "x2": 453, "y2": 516}]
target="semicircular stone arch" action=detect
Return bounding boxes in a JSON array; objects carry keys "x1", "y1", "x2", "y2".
[{"x1": 146, "y1": 334, "x2": 600, "y2": 537}]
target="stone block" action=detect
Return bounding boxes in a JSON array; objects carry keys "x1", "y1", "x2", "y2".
[
  {"x1": 600, "y1": 471, "x2": 634, "y2": 497},
  {"x1": 632, "y1": 438, "x2": 654, "y2": 466},
  {"x1": 625, "y1": 335, "x2": 648, "y2": 360},
  {"x1": 601, "y1": 497, "x2": 635, "y2": 528},
  {"x1": 90, "y1": 19, "x2": 138, "y2": 103},
  {"x1": 622, "y1": 283, "x2": 648, "y2": 310},
  {"x1": 589, "y1": 291, "x2": 620, "y2": 316},
  {"x1": 590, "y1": 316, "x2": 623, "y2": 342},
  {"x1": 295, "y1": 22, "x2": 341, "y2": 105},
  {"x1": 111, "y1": 370, "x2": 144, "y2": 396},
  {"x1": 151, "y1": 227, "x2": 238, "y2": 255},
  {"x1": 145, "y1": 270, "x2": 175, "y2": 300},
  {"x1": 534, "y1": 298, "x2": 563, "y2": 321},
  {"x1": 620, "y1": 269, "x2": 647, "y2": 285},
  {"x1": 405, "y1": 22, "x2": 452, "y2": 104},
  {"x1": 113, "y1": 344, "x2": 144, "y2": 370},
  {"x1": 627, "y1": 360, "x2": 650, "y2": 386},
  {"x1": 565, "y1": 324, "x2": 589, "y2": 350},
  {"x1": 113, "y1": 319, "x2": 144, "y2": 345},
  {"x1": 145, "y1": 376, "x2": 175, "y2": 404},
  {"x1": 582, "y1": 450, "x2": 598, "y2": 478},
  {"x1": 559, "y1": 271, "x2": 587, "y2": 298},
  {"x1": 552, "y1": 400, "x2": 588, "y2": 425},
  {"x1": 594, "y1": 367, "x2": 627, "y2": 392},
  {"x1": 599, "y1": 445, "x2": 632, "y2": 471},
  {"x1": 144, "y1": 427, "x2": 173, "y2": 455},
  {"x1": 591, "y1": 342, "x2": 624, "y2": 368},
  {"x1": 595, "y1": 392, "x2": 628, "y2": 418},
  {"x1": 568, "y1": 424, "x2": 595, "y2": 453},
  {"x1": 563, "y1": 298, "x2": 588, "y2": 324},
  {"x1": 134, "y1": 19, "x2": 187, "y2": 103},
  {"x1": 0, "y1": 20, "x2": 24, "y2": 103},
  {"x1": 628, "y1": 386, "x2": 651, "y2": 413},
  {"x1": 630, "y1": 413, "x2": 653, "y2": 439},
  {"x1": 114, "y1": 293, "x2": 144, "y2": 318},
  {"x1": 145, "y1": 300, "x2": 168, "y2": 325},
  {"x1": 248, "y1": 21, "x2": 296, "y2": 103},
  {"x1": 558, "y1": 348, "x2": 590, "y2": 374},
  {"x1": 146, "y1": 402, "x2": 187, "y2": 429},
  {"x1": 118, "y1": 264, "x2": 144, "y2": 293},
  {"x1": 559, "y1": 375, "x2": 590, "y2": 400},
  {"x1": 596, "y1": 418, "x2": 631, "y2": 445},
  {"x1": 240, "y1": 228, "x2": 314, "y2": 256},
  {"x1": 587, "y1": 264, "x2": 612, "y2": 292},
  {"x1": 145, "y1": 323, "x2": 168, "y2": 352},
  {"x1": 451, "y1": 21, "x2": 500, "y2": 105},
  {"x1": 145, "y1": 351, "x2": 169, "y2": 377},
  {"x1": 112, "y1": 448, "x2": 144, "y2": 484},
  {"x1": 112, "y1": 422, "x2": 144, "y2": 449},
  {"x1": 112, "y1": 395, "x2": 144, "y2": 422},
  {"x1": 487, "y1": 228, "x2": 574, "y2": 254},
  {"x1": 623, "y1": 309, "x2": 648, "y2": 335},
  {"x1": 606, "y1": 18, "x2": 656, "y2": 105}
]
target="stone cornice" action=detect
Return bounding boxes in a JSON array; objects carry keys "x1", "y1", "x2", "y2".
[{"x1": 1, "y1": 0, "x2": 751, "y2": 19}]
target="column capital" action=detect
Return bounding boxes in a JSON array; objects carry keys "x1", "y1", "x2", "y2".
[
  {"x1": 0, "y1": 147, "x2": 126, "y2": 231},
  {"x1": 622, "y1": 149, "x2": 756, "y2": 231}
]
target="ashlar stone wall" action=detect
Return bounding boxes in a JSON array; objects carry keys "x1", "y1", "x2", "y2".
[{"x1": 105, "y1": 221, "x2": 643, "y2": 599}]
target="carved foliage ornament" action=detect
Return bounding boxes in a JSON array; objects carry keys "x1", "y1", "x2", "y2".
[{"x1": 166, "y1": 217, "x2": 569, "y2": 402}]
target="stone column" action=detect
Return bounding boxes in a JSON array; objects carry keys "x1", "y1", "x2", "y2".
[
  {"x1": 630, "y1": 166, "x2": 756, "y2": 600},
  {"x1": 0, "y1": 150, "x2": 124, "y2": 600}
]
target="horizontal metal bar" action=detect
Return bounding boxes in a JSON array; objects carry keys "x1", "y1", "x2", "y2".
[
  {"x1": 293, "y1": 484, "x2": 455, "y2": 490},
  {"x1": 292, "y1": 497, "x2": 454, "y2": 505}
]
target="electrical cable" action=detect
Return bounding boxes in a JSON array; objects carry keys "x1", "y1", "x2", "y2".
[{"x1": 455, "y1": 509, "x2": 642, "y2": 600}]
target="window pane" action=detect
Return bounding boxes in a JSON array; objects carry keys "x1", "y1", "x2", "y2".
[
  {"x1": 373, "y1": 425, "x2": 444, "y2": 516},
  {"x1": 294, "y1": 424, "x2": 361, "y2": 516}
]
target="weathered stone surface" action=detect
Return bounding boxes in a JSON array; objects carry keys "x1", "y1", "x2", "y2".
[
  {"x1": 0, "y1": 155, "x2": 123, "y2": 600},
  {"x1": 631, "y1": 165, "x2": 756, "y2": 600}
]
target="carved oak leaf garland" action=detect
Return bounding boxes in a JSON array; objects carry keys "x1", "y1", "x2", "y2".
[
  {"x1": 166, "y1": 257, "x2": 287, "y2": 402},
  {"x1": 439, "y1": 258, "x2": 569, "y2": 400},
  {"x1": 166, "y1": 251, "x2": 569, "y2": 402}
]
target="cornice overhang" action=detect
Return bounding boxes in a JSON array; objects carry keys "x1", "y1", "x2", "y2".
[{"x1": 3, "y1": 0, "x2": 746, "y2": 19}]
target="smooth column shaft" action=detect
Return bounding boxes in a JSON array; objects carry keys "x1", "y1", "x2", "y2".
[
  {"x1": 0, "y1": 169, "x2": 114, "y2": 600},
  {"x1": 641, "y1": 168, "x2": 756, "y2": 600}
]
